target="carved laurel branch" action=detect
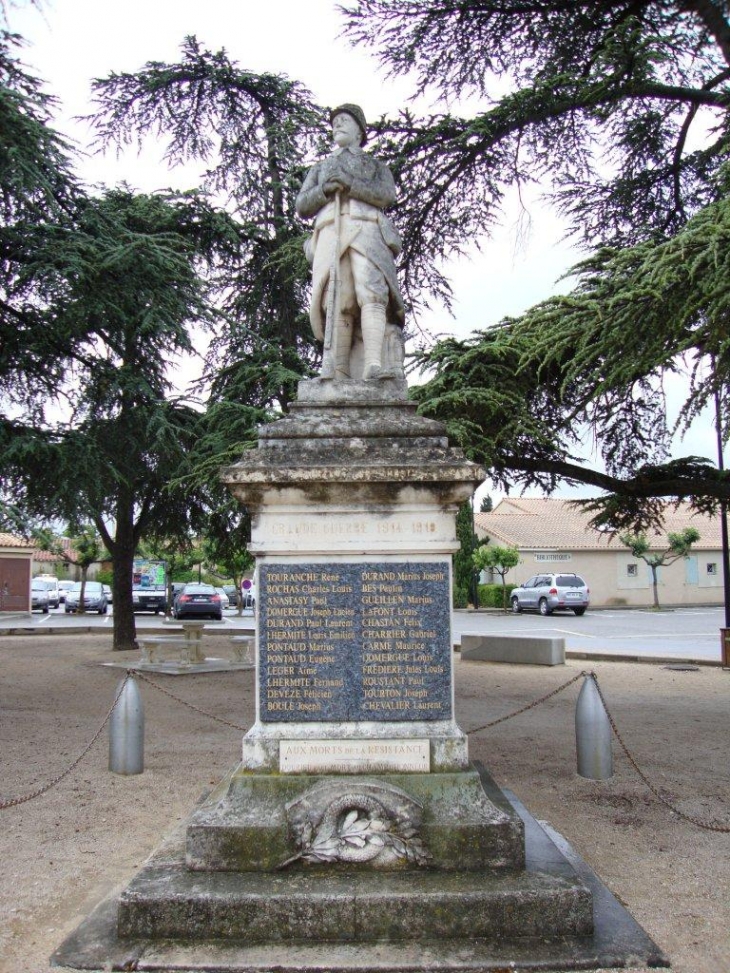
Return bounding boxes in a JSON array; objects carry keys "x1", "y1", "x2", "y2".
[{"x1": 277, "y1": 793, "x2": 432, "y2": 869}]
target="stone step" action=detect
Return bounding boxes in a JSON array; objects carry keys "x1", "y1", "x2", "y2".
[{"x1": 118, "y1": 854, "x2": 592, "y2": 944}]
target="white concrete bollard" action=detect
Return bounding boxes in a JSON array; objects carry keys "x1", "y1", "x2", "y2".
[
  {"x1": 109, "y1": 675, "x2": 144, "y2": 775},
  {"x1": 575, "y1": 674, "x2": 613, "y2": 780}
]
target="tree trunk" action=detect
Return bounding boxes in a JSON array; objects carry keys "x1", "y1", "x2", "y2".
[
  {"x1": 651, "y1": 566, "x2": 660, "y2": 609},
  {"x1": 77, "y1": 566, "x2": 88, "y2": 615},
  {"x1": 111, "y1": 489, "x2": 138, "y2": 651}
]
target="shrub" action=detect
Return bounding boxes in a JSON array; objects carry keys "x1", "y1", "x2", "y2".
[
  {"x1": 452, "y1": 584, "x2": 470, "y2": 608},
  {"x1": 478, "y1": 583, "x2": 517, "y2": 609}
]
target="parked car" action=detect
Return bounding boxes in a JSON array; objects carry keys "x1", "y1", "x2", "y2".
[
  {"x1": 58, "y1": 580, "x2": 75, "y2": 603},
  {"x1": 171, "y1": 582, "x2": 186, "y2": 599},
  {"x1": 34, "y1": 575, "x2": 60, "y2": 609},
  {"x1": 31, "y1": 580, "x2": 50, "y2": 613},
  {"x1": 172, "y1": 583, "x2": 222, "y2": 621},
  {"x1": 132, "y1": 585, "x2": 167, "y2": 614},
  {"x1": 215, "y1": 587, "x2": 230, "y2": 610},
  {"x1": 223, "y1": 584, "x2": 239, "y2": 608},
  {"x1": 510, "y1": 573, "x2": 590, "y2": 616},
  {"x1": 65, "y1": 581, "x2": 109, "y2": 614},
  {"x1": 103, "y1": 584, "x2": 113, "y2": 603}
]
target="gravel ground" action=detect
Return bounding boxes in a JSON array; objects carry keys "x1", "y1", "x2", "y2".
[{"x1": 0, "y1": 633, "x2": 728, "y2": 973}]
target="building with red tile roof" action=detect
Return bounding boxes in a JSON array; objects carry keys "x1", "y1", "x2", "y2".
[
  {"x1": 0, "y1": 533, "x2": 34, "y2": 613},
  {"x1": 475, "y1": 498, "x2": 723, "y2": 608}
]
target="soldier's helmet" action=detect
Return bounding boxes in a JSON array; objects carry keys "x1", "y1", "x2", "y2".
[{"x1": 330, "y1": 103, "x2": 367, "y2": 145}]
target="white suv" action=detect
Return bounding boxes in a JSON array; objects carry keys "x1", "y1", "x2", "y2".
[{"x1": 511, "y1": 573, "x2": 590, "y2": 616}]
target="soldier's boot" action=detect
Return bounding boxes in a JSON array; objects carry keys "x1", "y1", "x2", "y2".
[{"x1": 361, "y1": 303, "x2": 387, "y2": 380}]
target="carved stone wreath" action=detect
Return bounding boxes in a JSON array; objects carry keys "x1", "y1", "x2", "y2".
[{"x1": 278, "y1": 780, "x2": 432, "y2": 869}]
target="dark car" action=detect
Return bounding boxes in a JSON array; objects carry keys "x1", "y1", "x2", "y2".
[
  {"x1": 223, "y1": 584, "x2": 239, "y2": 608},
  {"x1": 65, "y1": 581, "x2": 109, "y2": 614},
  {"x1": 172, "y1": 583, "x2": 222, "y2": 621},
  {"x1": 31, "y1": 580, "x2": 50, "y2": 614},
  {"x1": 132, "y1": 585, "x2": 167, "y2": 614}
]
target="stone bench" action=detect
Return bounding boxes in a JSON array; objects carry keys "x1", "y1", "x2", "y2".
[
  {"x1": 138, "y1": 636, "x2": 197, "y2": 666},
  {"x1": 230, "y1": 636, "x2": 255, "y2": 666},
  {"x1": 460, "y1": 634, "x2": 565, "y2": 666}
]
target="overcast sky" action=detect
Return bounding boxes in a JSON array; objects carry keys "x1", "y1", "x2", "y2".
[
  {"x1": 7, "y1": 0, "x2": 722, "y2": 501},
  {"x1": 10, "y1": 0, "x2": 580, "y2": 337}
]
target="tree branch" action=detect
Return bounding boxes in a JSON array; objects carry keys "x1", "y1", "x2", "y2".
[{"x1": 681, "y1": 0, "x2": 730, "y2": 67}]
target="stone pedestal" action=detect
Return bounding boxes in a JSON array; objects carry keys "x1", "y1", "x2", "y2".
[
  {"x1": 52, "y1": 379, "x2": 667, "y2": 971},
  {"x1": 223, "y1": 379, "x2": 480, "y2": 771},
  {"x1": 153, "y1": 379, "x2": 591, "y2": 945}
]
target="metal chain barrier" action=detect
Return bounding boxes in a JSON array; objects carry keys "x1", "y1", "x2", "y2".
[
  {"x1": 466, "y1": 669, "x2": 589, "y2": 735},
  {"x1": 4, "y1": 665, "x2": 727, "y2": 833},
  {"x1": 0, "y1": 673, "x2": 132, "y2": 810},
  {"x1": 467, "y1": 668, "x2": 730, "y2": 834},
  {"x1": 134, "y1": 670, "x2": 249, "y2": 732},
  {"x1": 590, "y1": 675, "x2": 730, "y2": 835}
]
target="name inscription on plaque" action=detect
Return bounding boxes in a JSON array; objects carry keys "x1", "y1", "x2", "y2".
[
  {"x1": 259, "y1": 562, "x2": 451, "y2": 722},
  {"x1": 280, "y1": 739, "x2": 430, "y2": 774}
]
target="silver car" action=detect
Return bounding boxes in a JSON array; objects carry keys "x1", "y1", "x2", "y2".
[
  {"x1": 511, "y1": 573, "x2": 590, "y2": 616},
  {"x1": 31, "y1": 581, "x2": 50, "y2": 614},
  {"x1": 65, "y1": 581, "x2": 109, "y2": 615}
]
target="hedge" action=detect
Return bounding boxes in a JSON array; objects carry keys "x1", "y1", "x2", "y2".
[{"x1": 477, "y1": 583, "x2": 517, "y2": 609}]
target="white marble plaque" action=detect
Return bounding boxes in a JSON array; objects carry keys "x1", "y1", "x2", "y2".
[{"x1": 279, "y1": 738, "x2": 430, "y2": 774}]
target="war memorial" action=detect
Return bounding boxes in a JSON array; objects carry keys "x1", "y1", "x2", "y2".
[{"x1": 54, "y1": 105, "x2": 665, "y2": 972}]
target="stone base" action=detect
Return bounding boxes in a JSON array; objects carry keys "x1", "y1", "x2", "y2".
[
  {"x1": 102, "y1": 660, "x2": 255, "y2": 676},
  {"x1": 461, "y1": 635, "x2": 566, "y2": 666},
  {"x1": 295, "y1": 376, "x2": 408, "y2": 405},
  {"x1": 240, "y1": 719, "x2": 470, "y2": 773},
  {"x1": 51, "y1": 774, "x2": 669, "y2": 972},
  {"x1": 117, "y1": 860, "x2": 591, "y2": 944},
  {"x1": 185, "y1": 765, "x2": 525, "y2": 872}
]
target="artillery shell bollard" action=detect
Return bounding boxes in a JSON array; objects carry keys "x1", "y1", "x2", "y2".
[
  {"x1": 109, "y1": 675, "x2": 144, "y2": 775},
  {"x1": 575, "y1": 674, "x2": 613, "y2": 780}
]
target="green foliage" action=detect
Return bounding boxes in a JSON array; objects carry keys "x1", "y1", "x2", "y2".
[
  {"x1": 95, "y1": 568, "x2": 114, "y2": 587},
  {"x1": 621, "y1": 527, "x2": 701, "y2": 567},
  {"x1": 0, "y1": 30, "x2": 79, "y2": 406},
  {"x1": 411, "y1": 193, "x2": 730, "y2": 530},
  {"x1": 347, "y1": 2, "x2": 730, "y2": 286},
  {"x1": 348, "y1": 1, "x2": 730, "y2": 529},
  {"x1": 473, "y1": 543, "x2": 520, "y2": 610},
  {"x1": 479, "y1": 494, "x2": 493, "y2": 513},
  {"x1": 452, "y1": 583, "x2": 470, "y2": 609},
  {"x1": 478, "y1": 583, "x2": 517, "y2": 609},
  {"x1": 0, "y1": 188, "x2": 238, "y2": 648},
  {"x1": 1, "y1": 33, "x2": 312, "y2": 647},
  {"x1": 473, "y1": 543, "x2": 520, "y2": 575},
  {"x1": 453, "y1": 500, "x2": 479, "y2": 606},
  {"x1": 88, "y1": 36, "x2": 329, "y2": 410},
  {"x1": 0, "y1": 30, "x2": 76, "y2": 224},
  {"x1": 620, "y1": 525, "x2": 700, "y2": 607},
  {"x1": 70, "y1": 526, "x2": 104, "y2": 570}
]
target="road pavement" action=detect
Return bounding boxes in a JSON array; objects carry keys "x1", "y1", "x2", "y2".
[
  {"x1": 453, "y1": 606, "x2": 727, "y2": 664},
  {"x1": 1, "y1": 604, "x2": 726, "y2": 664}
]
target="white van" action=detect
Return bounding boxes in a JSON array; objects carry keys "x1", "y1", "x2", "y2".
[{"x1": 34, "y1": 575, "x2": 60, "y2": 609}]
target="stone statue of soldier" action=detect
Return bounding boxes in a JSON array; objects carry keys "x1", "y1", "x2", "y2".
[{"x1": 296, "y1": 104, "x2": 406, "y2": 382}]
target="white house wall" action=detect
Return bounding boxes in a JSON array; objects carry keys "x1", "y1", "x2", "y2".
[{"x1": 483, "y1": 535, "x2": 724, "y2": 608}]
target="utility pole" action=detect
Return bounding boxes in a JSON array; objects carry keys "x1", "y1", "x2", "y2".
[{"x1": 714, "y1": 385, "x2": 730, "y2": 663}]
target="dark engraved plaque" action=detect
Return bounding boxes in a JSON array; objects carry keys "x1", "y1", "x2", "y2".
[{"x1": 259, "y1": 562, "x2": 451, "y2": 722}]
